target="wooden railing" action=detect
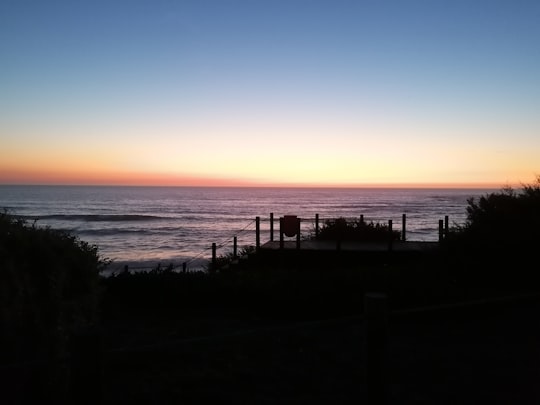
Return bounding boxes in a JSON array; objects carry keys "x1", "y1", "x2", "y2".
[{"x1": 208, "y1": 213, "x2": 453, "y2": 269}]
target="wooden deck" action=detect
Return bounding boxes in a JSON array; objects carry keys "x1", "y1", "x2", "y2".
[
  {"x1": 246, "y1": 240, "x2": 443, "y2": 268},
  {"x1": 260, "y1": 240, "x2": 440, "y2": 253}
]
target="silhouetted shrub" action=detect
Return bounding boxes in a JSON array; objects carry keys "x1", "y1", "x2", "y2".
[
  {"x1": 209, "y1": 246, "x2": 255, "y2": 271},
  {"x1": 316, "y1": 217, "x2": 401, "y2": 242},
  {"x1": 0, "y1": 212, "x2": 107, "y2": 401},
  {"x1": 443, "y1": 177, "x2": 540, "y2": 290},
  {"x1": 457, "y1": 177, "x2": 540, "y2": 250}
]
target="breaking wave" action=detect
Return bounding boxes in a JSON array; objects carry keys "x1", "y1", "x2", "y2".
[{"x1": 22, "y1": 214, "x2": 166, "y2": 222}]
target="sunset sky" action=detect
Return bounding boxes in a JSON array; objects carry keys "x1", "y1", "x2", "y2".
[{"x1": 1, "y1": 0, "x2": 539, "y2": 187}]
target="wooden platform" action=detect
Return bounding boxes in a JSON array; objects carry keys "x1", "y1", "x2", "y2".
[
  {"x1": 244, "y1": 240, "x2": 443, "y2": 269},
  {"x1": 260, "y1": 240, "x2": 440, "y2": 253}
]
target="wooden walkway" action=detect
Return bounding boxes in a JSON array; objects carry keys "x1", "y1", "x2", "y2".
[
  {"x1": 260, "y1": 240, "x2": 440, "y2": 253},
  {"x1": 248, "y1": 240, "x2": 443, "y2": 268}
]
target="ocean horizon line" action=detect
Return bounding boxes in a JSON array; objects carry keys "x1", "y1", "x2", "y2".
[{"x1": 0, "y1": 183, "x2": 502, "y2": 191}]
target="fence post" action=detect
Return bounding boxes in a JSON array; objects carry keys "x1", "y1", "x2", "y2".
[
  {"x1": 233, "y1": 236, "x2": 238, "y2": 258},
  {"x1": 388, "y1": 220, "x2": 393, "y2": 252},
  {"x1": 212, "y1": 243, "x2": 217, "y2": 268},
  {"x1": 315, "y1": 213, "x2": 319, "y2": 239},
  {"x1": 402, "y1": 214, "x2": 406, "y2": 241},
  {"x1": 296, "y1": 217, "x2": 301, "y2": 249},
  {"x1": 360, "y1": 214, "x2": 364, "y2": 224},
  {"x1": 256, "y1": 216, "x2": 260, "y2": 251},
  {"x1": 438, "y1": 219, "x2": 444, "y2": 242},
  {"x1": 364, "y1": 293, "x2": 388, "y2": 405},
  {"x1": 182, "y1": 262, "x2": 187, "y2": 273},
  {"x1": 444, "y1": 215, "x2": 449, "y2": 239},
  {"x1": 279, "y1": 217, "x2": 284, "y2": 249},
  {"x1": 270, "y1": 212, "x2": 274, "y2": 241}
]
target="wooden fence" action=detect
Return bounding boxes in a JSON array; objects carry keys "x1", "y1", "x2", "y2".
[{"x1": 209, "y1": 213, "x2": 452, "y2": 269}]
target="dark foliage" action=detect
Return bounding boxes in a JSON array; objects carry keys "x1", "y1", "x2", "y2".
[
  {"x1": 208, "y1": 246, "x2": 255, "y2": 272},
  {"x1": 463, "y1": 178, "x2": 540, "y2": 248},
  {"x1": 443, "y1": 177, "x2": 540, "y2": 290},
  {"x1": 0, "y1": 212, "x2": 106, "y2": 401},
  {"x1": 316, "y1": 217, "x2": 401, "y2": 242}
]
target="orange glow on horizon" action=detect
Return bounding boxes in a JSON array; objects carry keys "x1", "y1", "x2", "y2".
[
  {"x1": 0, "y1": 167, "x2": 517, "y2": 189},
  {"x1": 0, "y1": 168, "x2": 256, "y2": 187}
]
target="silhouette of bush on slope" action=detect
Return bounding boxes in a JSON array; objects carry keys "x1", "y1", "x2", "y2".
[
  {"x1": 444, "y1": 177, "x2": 540, "y2": 289},
  {"x1": 465, "y1": 179, "x2": 540, "y2": 247},
  {"x1": 0, "y1": 212, "x2": 107, "y2": 365},
  {"x1": 447, "y1": 177, "x2": 540, "y2": 251}
]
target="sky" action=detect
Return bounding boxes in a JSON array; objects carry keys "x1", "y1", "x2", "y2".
[{"x1": 1, "y1": 0, "x2": 539, "y2": 187}]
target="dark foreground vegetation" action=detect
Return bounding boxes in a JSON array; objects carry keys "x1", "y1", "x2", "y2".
[
  {"x1": 0, "y1": 212, "x2": 106, "y2": 403},
  {"x1": 2, "y1": 177, "x2": 540, "y2": 404},
  {"x1": 316, "y1": 217, "x2": 401, "y2": 242}
]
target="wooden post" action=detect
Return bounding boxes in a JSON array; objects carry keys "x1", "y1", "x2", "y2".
[
  {"x1": 270, "y1": 212, "x2": 274, "y2": 241},
  {"x1": 315, "y1": 213, "x2": 319, "y2": 239},
  {"x1": 296, "y1": 217, "x2": 301, "y2": 249},
  {"x1": 360, "y1": 214, "x2": 364, "y2": 224},
  {"x1": 438, "y1": 219, "x2": 444, "y2": 242},
  {"x1": 182, "y1": 262, "x2": 187, "y2": 273},
  {"x1": 233, "y1": 236, "x2": 238, "y2": 258},
  {"x1": 279, "y1": 217, "x2": 284, "y2": 249},
  {"x1": 402, "y1": 214, "x2": 406, "y2": 241},
  {"x1": 388, "y1": 219, "x2": 393, "y2": 252},
  {"x1": 364, "y1": 293, "x2": 388, "y2": 405},
  {"x1": 255, "y1": 216, "x2": 260, "y2": 251},
  {"x1": 444, "y1": 215, "x2": 449, "y2": 239},
  {"x1": 212, "y1": 242, "x2": 217, "y2": 268}
]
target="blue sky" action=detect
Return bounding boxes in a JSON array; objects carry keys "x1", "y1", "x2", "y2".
[{"x1": 1, "y1": 0, "x2": 539, "y2": 186}]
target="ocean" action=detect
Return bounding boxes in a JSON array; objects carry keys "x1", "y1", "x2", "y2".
[{"x1": 0, "y1": 185, "x2": 494, "y2": 272}]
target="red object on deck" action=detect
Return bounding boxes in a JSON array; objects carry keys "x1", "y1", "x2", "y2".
[{"x1": 282, "y1": 215, "x2": 299, "y2": 237}]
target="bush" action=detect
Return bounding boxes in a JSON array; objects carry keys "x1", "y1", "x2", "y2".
[
  {"x1": 459, "y1": 177, "x2": 540, "y2": 249},
  {"x1": 0, "y1": 212, "x2": 107, "y2": 401},
  {"x1": 443, "y1": 177, "x2": 540, "y2": 291},
  {"x1": 209, "y1": 246, "x2": 255, "y2": 271},
  {"x1": 316, "y1": 217, "x2": 401, "y2": 242}
]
